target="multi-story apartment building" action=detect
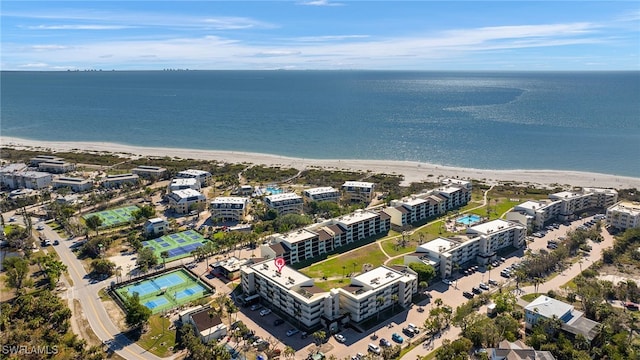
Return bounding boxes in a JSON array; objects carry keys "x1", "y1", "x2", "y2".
[
  {"x1": 261, "y1": 209, "x2": 391, "y2": 265},
  {"x1": 175, "y1": 169, "x2": 212, "y2": 187},
  {"x1": 168, "y1": 178, "x2": 201, "y2": 192},
  {"x1": 240, "y1": 261, "x2": 416, "y2": 331},
  {"x1": 167, "y1": 189, "x2": 207, "y2": 214},
  {"x1": 583, "y1": 188, "x2": 618, "y2": 209},
  {"x1": 210, "y1": 196, "x2": 249, "y2": 221},
  {"x1": 404, "y1": 236, "x2": 480, "y2": 278},
  {"x1": 29, "y1": 155, "x2": 64, "y2": 166},
  {"x1": 338, "y1": 266, "x2": 417, "y2": 323},
  {"x1": 0, "y1": 170, "x2": 52, "y2": 190},
  {"x1": 606, "y1": 201, "x2": 640, "y2": 230},
  {"x1": 506, "y1": 200, "x2": 562, "y2": 231},
  {"x1": 342, "y1": 181, "x2": 376, "y2": 203},
  {"x1": 52, "y1": 176, "x2": 93, "y2": 192},
  {"x1": 241, "y1": 260, "x2": 340, "y2": 330},
  {"x1": 441, "y1": 178, "x2": 473, "y2": 191},
  {"x1": 102, "y1": 173, "x2": 140, "y2": 188},
  {"x1": 303, "y1": 187, "x2": 341, "y2": 203},
  {"x1": 37, "y1": 160, "x2": 75, "y2": 174},
  {"x1": 264, "y1": 193, "x2": 304, "y2": 215},
  {"x1": 466, "y1": 219, "x2": 526, "y2": 262},
  {"x1": 131, "y1": 165, "x2": 168, "y2": 179}
]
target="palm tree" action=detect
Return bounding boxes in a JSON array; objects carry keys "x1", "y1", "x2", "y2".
[
  {"x1": 160, "y1": 250, "x2": 169, "y2": 268},
  {"x1": 283, "y1": 346, "x2": 295, "y2": 359},
  {"x1": 376, "y1": 296, "x2": 386, "y2": 321},
  {"x1": 312, "y1": 330, "x2": 326, "y2": 346},
  {"x1": 391, "y1": 294, "x2": 399, "y2": 313},
  {"x1": 486, "y1": 264, "x2": 493, "y2": 282}
]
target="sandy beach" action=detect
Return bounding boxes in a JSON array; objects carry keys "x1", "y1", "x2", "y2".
[{"x1": 2, "y1": 136, "x2": 639, "y2": 190}]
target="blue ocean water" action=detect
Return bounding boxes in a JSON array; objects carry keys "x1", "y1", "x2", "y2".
[{"x1": 1, "y1": 71, "x2": 638, "y2": 177}]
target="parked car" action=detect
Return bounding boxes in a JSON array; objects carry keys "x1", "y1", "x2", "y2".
[
  {"x1": 442, "y1": 278, "x2": 452, "y2": 285},
  {"x1": 402, "y1": 327, "x2": 415, "y2": 337},
  {"x1": 379, "y1": 338, "x2": 391, "y2": 347},
  {"x1": 463, "y1": 291, "x2": 475, "y2": 299},
  {"x1": 368, "y1": 343, "x2": 381, "y2": 355},
  {"x1": 286, "y1": 328, "x2": 299, "y2": 337},
  {"x1": 53, "y1": 240, "x2": 59, "y2": 246},
  {"x1": 479, "y1": 282, "x2": 489, "y2": 290},
  {"x1": 301, "y1": 331, "x2": 308, "y2": 339},
  {"x1": 391, "y1": 333, "x2": 404, "y2": 343},
  {"x1": 472, "y1": 287, "x2": 482, "y2": 294},
  {"x1": 488, "y1": 279, "x2": 498, "y2": 286},
  {"x1": 334, "y1": 334, "x2": 346, "y2": 343},
  {"x1": 259, "y1": 308, "x2": 272, "y2": 316},
  {"x1": 273, "y1": 318, "x2": 284, "y2": 326},
  {"x1": 250, "y1": 304, "x2": 262, "y2": 311}
]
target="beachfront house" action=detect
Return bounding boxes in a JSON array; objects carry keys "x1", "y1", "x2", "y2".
[
  {"x1": 264, "y1": 193, "x2": 303, "y2": 215},
  {"x1": 341, "y1": 181, "x2": 376, "y2": 203},
  {"x1": 210, "y1": 196, "x2": 249, "y2": 221}
]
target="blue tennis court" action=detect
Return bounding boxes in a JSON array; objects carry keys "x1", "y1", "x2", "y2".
[
  {"x1": 143, "y1": 230, "x2": 208, "y2": 262},
  {"x1": 175, "y1": 285, "x2": 206, "y2": 300},
  {"x1": 154, "y1": 273, "x2": 185, "y2": 289},
  {"x1": 144, "y1": 298, "x2": 169, "y2": 309},
  {"x1": 126, "y1": 282, "x2": 159, "y2": 297}
]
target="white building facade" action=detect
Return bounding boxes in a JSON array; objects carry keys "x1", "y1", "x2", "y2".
[
  {"x1": 606, "y1": 201, "x2": 640, "y2": 230},
  {"x1": 342, "y1": 181, "x2": 376, "y2": 203},
  {"x1": 175, "y1": 169, "x2": 212, "y2": 187},
  {"x1": 210, "y1": 196, "x2": 249, "y2": 221},
  {"x1": 264, "y1": 193, "x2": 304, "y2": 215},
  {"x1": 303, "y1": 187, "x2": 341, "y2": 203},
  {"x1": 168, "y1": 189, "x2": 207, "y2": 214}
]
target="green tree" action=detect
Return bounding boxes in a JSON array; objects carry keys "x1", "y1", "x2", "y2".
[
  {"x1": 3, "y1": 256, "x2": 29, "y2": 290},
  {"x1": 136, "y1": 247, "x2": 158, "y2": 272},
  {"x1": 160, "y1": 250, "x2": 169, "y2": 267},
  {"x1": 312, "y1": 330, "x2": 326, "y2": 345},
  {"x1": 123, "y1": 292, "x2": 151, "y2": 329},
  {"x1": 409, "y1": 262, "x2": 436, "y2": 284},
  {"x1": 85, "y1": 215, "x2": 103, "y2": 235},
  {"x1": 41, "y1": 254, "x2": 67, "y2": 289},
  {"x1": 376, "y1": 295, "x2": 386, "y2": 321},
  {"x1": 90, "y1": 258, "x2": 116, "y2": 276}
]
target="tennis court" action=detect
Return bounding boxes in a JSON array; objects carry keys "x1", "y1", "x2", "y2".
[
  {"x1": 114, "y1": 269, "x2": 212, "y2": 314},
  {"x1": 83, "y1": 205, "x2": 140, "y2": 228},
  {"x1": 141, "y1": 230, "x2": 208, "y2": 262}
]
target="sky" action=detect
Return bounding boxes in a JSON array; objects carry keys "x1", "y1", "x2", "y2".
[{"x1": 1, "y1": 1, "x2": 639, "y2": 71}]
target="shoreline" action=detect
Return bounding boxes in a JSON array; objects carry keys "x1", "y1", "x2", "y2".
[{"x1": 2, "y1": 136, "x2": 639, "y2": 189}]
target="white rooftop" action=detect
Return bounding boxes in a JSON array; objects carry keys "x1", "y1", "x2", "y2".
[
  {"x1": 468, "y1": 219, "x2": 520, "y2": 235},
  {"x1": 343, "y1": 181, "x2": 375, "y2": 189},
  {"x1": 211, "y1": 196, "x2": 247, "y2": 204},
  {"x1": 336, "y1": 210, "x2": 379, "y2": 226},
  {"x1": 147, "y1": 217, "x2": 167, "y2": 224},
  {"x1": 250, "y1": 260, "x2": 313, "y2": 290},
  {"x1": 550, "y1": 191, "x2": 584, "y2": 200},
  {"x1": 213, "y1": 256, "x2": 250, "y2": 272},
  {"x1": 609, "y1": 201, "x2": 640, "y2": 215},
  {"x1": 417, "y1": 237, "x2": 457, "y2": 254},
  {"x1": 171, "y1": 188, "x2": 204, "y2": 199},
  {"x1": 516, "y1": 200, "x2": 546, "y2": 211},
  {"x1": 178, "y1": 169, "x2": 211, "y2": 176},
  {"x1": 438, "y1": 186, "x2": 465, "y2": 195},
  {"x1": 170, "y1": 178, "x2": 198, "y2": 186},
  {"x1": 304, "y1": 187, "x2": 339, "y2": 195},
  {"x1": 279, "y1": 229, "x2": 318, "y2": 244},
  {"x1": 352, "y1": 266, "x2": 410, "y2": 291},
  {"x1": 525, "y1": 295, "x2": 573, "y2": 320},
  {"x1": 21, "y1": 171, "x2": 52, "y2": 178},
  {"x1": 265, "y1": 193, "x2": 302, "y2": 202},
  {"x1": 0, "y1": 163, "x2": 28, "y2": 173},
  {"x1": 399, "y1": 196, "x2": 428, "y2": 207}
]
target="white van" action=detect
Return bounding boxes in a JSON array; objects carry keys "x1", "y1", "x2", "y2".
[{"x1": 368, "y1": 343, "x2": 381, "y2": 355}]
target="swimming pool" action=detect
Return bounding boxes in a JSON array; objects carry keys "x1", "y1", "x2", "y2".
[
  {"x1": 456, "y1": 214, "x2": 482, "y2": 225},
  {"x1": 266, "y1": 186, "x2": 283, "y2": 194}
]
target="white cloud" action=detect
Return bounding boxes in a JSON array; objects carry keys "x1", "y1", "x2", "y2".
[
  {"x1": 18, "y1": 62, "x2": 50, "y2": 68},
  {"x1": 27, "y1": 24, "x2": 135, "y2": 30},
  {"x1": 289, "y1": 35, "x2": 369, "y2": 42},
  {"x1": 298, "y1": 0, "x2": 344, "y2": 6}
]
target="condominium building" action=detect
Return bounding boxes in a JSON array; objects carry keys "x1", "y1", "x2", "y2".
[
  {"x1": 29, "y1": 155, "x2": 64, "y2": 166},
  {"x1": 404, "y1": 236, "x2": 480, "y2": 278},
  {"x1": 52, "y1": 176, "x2": 93, "y2": 192},
  {"x1": 167, "y1": 189, "x2": 207, "y2": 214},
  {"x1": 240, "y1": 261, "x2": 417, "y2": 331},
  {"x1": 37, "y1": 160, "x2": 75, "y2": 174},
  {"x1": 0, "y1": 169, "x2": 52, "y2": 190},
  {"x1": 261, "y1": 209, "x2": 391, "y2": 265},
  {"x1": 210, "y1": 196, "x2": 249, "y2": 221},
  {"x1": 264, "y1": 193, "x2": 303, "y2": 215},
  {"x1": 176, "y1": 169, "x2": 212, "y2": 187},
  {"x1": 524, "y1": 295, "x2": 600, "y2": 342},
  {"x1": 131, "y1": 165, "x2": 168, "y2": 179},
  {"x1": 466, "y1": 219, "x2": 526, "y2": 261},
  {"x1": 209, "y1": 256, "x2": 256, "y2": 281},
  {"x1": 168, "y1": 178, "x2": 201, "y2": 192},
  {"x1": 338, "y1": 266, "x2": 417, "y2": 323},
  {"x1": 506, "y1": 200, "x2": 562, "y2": 231},
  {"x1": 582, "y1": 188, "x2": 618, "y2": 208},
  {"x1": 241, "y1": 260, "x2": 340, "y2": 330},
  {"x1": 303, "y1": 187, "x2": 341, "y2": 203},
  {"x1": 102, "y1": 173, "x2": 140, "y2": 188},
  {"x1": 606, "y1": 201, "x2": 640, "y2": 230},
  {"x1": 441, "y1": 178, "x2": 473, "y2": 191},
  {"x1": 342, "y1": 181, "x2": 376, "y2": 203}
]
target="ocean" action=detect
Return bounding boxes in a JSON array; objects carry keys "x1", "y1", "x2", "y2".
[{"x1": 1, "y1": 71, "x2": 638, "y2": 177}]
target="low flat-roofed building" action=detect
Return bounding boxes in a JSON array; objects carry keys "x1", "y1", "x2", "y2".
[
  {"x1": 338, "y1": 265, "x2": 417, "y2": 323},
  {"x1": 30, "y1": 155, "x2": 64, "y2": 166},
  {"x1": 176, "y1": 169, "x2": 212, "y2": 187},
  {"x1": 37, "y1": 160, "x2": 75, "y2": 173},
  {"x1": 342, "y1": 181, "x2": 376, "y2": 203},
  {"x1": 525, "y1": 295, "x2": 601, "y2": 342},
  {"x1": 131, "y1": 165, "x2": 168, "y2": 179},
  {"x1": 209, "y1": 256, "x2": 254, "y2": 280},
  {"x1": 168, "y1": 189, "x2": 206, "y2": 214},
  {"x1": 264, "y1": 193, "x2": 303, "y2": 215},
  {"x1": 168, "y1": 178, "x2": 201, "y2": 192},
  {"x1": 441, "y1": 178, "x2": 473, "y2": 191},
  {"x1": 606, "y1": 201, "x2": 640, "y2": 230},
  {"x1": 404, "y1": 236, "x2": 479, "y2": 277},
  {"x1": 210, "y1": 196, "x2": 249, "y2": 221},
  {"x1": 241, "y1": 260, "x2": 341, "y2": 330},
  {"x1": 102, "y1": 173, "x2": 139, "y2": 188},
  {"x1": 52, "y1": 176, "x2": 93, "y2": 192},
  {"x1": 303, "y1": 187, "x2": 341, "y2": 203},
  {"x1": 467, "y1": 219, "x2": 526, "y2": 262},
  {"x1": 144, "y1": 217, "x2": 168, "y2": 236}
]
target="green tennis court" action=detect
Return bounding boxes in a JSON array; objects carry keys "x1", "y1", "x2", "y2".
[
  {"x1": 114, "y1": 269, "x2": 212, "y2": 314},
  {"x1": 142, "y1": 230, "x2": 208, "y2": 262},
  {"x1": 83, "y1": 205, "x2": 140, "y2": 228}
]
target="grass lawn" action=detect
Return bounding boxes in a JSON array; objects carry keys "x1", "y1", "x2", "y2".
[
  {"x1": 300, "y1": 243, "x2": 387, "y2": 278},
  {"x1": 521, "y1": 293, "x2": 543, "y2": 302},
  {"x1": 381, "y1": 238, "x2": 417, "y2": 257},
  {"x1": 137, "y1": 315, "x2": 176, "y2": 357},
  {"x1": 387, "y1": 257, "x2": 406, "y2": 266},
  {"x1": 312, "y1": 278, "x2": 352, "y2": 291}
]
